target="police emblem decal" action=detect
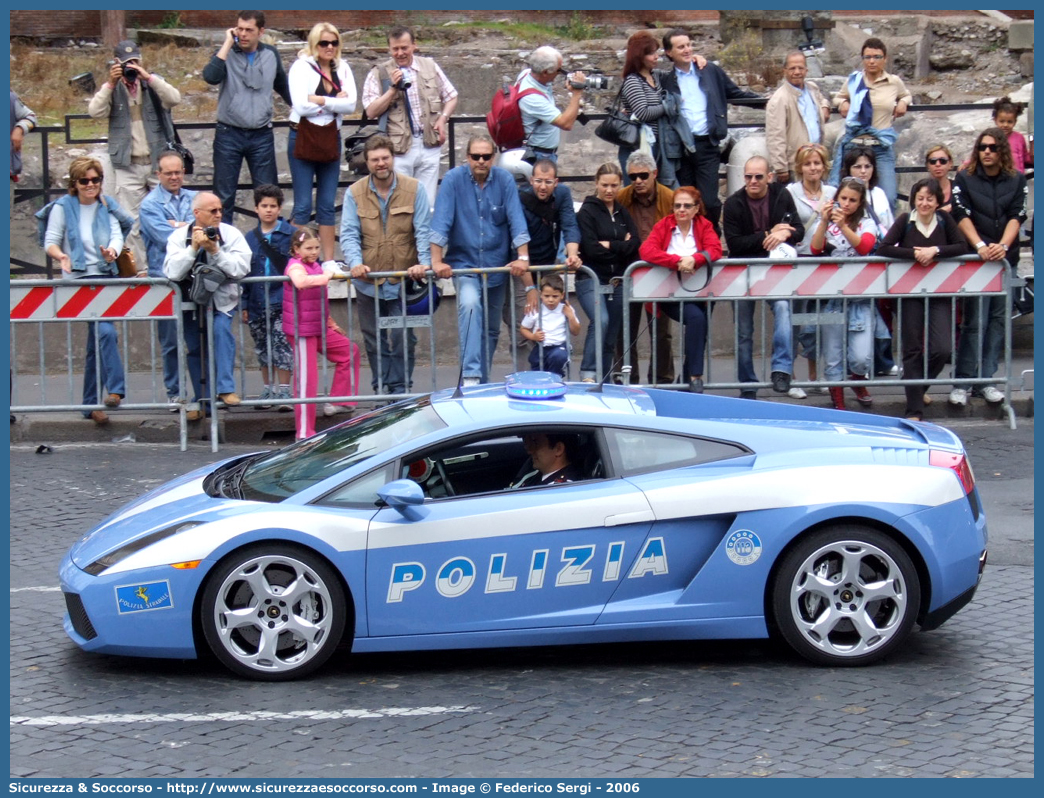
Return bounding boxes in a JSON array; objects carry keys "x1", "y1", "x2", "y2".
[
  {"x1": 114, "y1": 580, "x2": 174, "y2": 614},
  {"x1": 725, "y1": 530, "x2": 762, "y2": 565}
]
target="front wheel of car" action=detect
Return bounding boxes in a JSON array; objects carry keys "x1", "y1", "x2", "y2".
[
  {"x1": 771, "y1": 526, "x2": 920, "y2": 666},
  {"x1": 201, "y1": 544, "x2": 347, "y2": 680}
]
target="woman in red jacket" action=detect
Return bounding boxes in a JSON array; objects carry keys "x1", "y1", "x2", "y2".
[{"x1": 638, "y1": 186, "x2": 722, "y2": 392}]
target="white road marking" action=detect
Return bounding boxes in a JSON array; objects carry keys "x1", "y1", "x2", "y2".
[
  {"x1": 11, "y1": 586, "x2": 61, "y2": 592},
  {"x1": 11, "y1": 706, "x2": 478, "y2": 727}
]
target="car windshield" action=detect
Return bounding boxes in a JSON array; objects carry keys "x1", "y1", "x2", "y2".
[{"x1": 239, "y1": 398, "x2": 446, "y2": 502}]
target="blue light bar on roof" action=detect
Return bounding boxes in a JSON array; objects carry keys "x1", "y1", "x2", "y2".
[{"x1": 504, "y1": 371, "x2": 568, "y2": 400}]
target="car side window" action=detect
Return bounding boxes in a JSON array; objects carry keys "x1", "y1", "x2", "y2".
[
  {"x1": 318, "y1": 463, "x2": 397, "y2": 507},
  {"x1": 604, "y1": 428, "x2": 747, "y2": 474}
]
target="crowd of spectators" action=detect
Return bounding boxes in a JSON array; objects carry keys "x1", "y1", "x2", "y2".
[{"x1": 15, "y1": 15, "x2": 1031, "y2": 426}]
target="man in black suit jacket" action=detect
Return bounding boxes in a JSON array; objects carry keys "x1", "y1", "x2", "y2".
[
  {"x1": 657, "y1": 28, "x2": 763, "y2": 231},
  {"x1": 512, "y1": 432, "x2": 582, "y2": 488}
]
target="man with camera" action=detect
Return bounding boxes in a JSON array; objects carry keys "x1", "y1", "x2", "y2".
[
  {"x1": 88, "y1": 40, "x2": 181, "y2": 267},
  {"x1": 203, "y1": 11, "x2": 291, "y2": 224},
  {"x1": 517, "y1": 46, "x2": 588, "y2": 165},
  {"x1": 361, "y1": 25, "x2": 458, "y2": 207},
  {"x1": 163, "y1": 192, "x2": 251, "y2": 419}
]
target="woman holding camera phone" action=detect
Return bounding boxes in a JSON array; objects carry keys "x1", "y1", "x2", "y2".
[
  {"x1": 288, "y1": 23, "x2": 357, "y2": 271},
  {"x1": 42, "y1": 156, "x2": 134, "y2": 425}
]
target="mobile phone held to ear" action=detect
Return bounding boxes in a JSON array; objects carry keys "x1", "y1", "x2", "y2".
[{"x1": 232, "y1": 35, "x2": 242, "y2": 53}]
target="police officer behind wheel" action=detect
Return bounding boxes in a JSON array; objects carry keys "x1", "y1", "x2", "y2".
[{"x1": 511, "y1": 432, "x2": 582, "y2": 488}]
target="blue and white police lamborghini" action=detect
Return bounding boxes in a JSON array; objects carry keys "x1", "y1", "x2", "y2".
[{"x1": 60, "y1": 373, "x2": 987, "y2": 680}]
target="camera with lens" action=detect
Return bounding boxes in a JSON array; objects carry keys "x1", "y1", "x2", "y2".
[
  {"x1": 561, "y1": 69, "x2": 610, "y2": 91},
  {"x1": 121, "y1": 62, "x2": 139, "y2": 85},
  {"x1": 203, "y1": 227, "x2": 220, "y2": 241},
  {"x1": 394, "y1": 76, "x2": 412, "y2": 91}
]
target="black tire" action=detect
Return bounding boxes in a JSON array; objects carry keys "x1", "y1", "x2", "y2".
[
  {"x1": 200, "y1": 544, "x2": 348, "y2": 680},
  {"x1": 771, "y1": 526, "x2": 920, "y2": 666}
]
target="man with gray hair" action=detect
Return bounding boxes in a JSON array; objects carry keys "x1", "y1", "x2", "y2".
[
  {"x1": 764, "y1": 51, "x2": 830, "y2": 183},
  {"x1": 164, "y1": 191, "x2": 251, "y2": 419},
  {"x1": 616, "y1": 150, "x2": 677, "y2": 384},
  {"x1": 516, "y1": 46, "x2": 586, "y2": 164}
]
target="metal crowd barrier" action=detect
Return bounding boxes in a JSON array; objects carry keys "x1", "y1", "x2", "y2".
[{"x1": 622, "y1": 254, "x2": 1019, "y2": 429}]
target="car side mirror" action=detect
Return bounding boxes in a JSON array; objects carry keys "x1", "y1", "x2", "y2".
[{"x1": 377, "y1": 479, "x2": 429, "y2": 522}]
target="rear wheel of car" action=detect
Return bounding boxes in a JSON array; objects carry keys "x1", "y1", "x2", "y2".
[
  {"x1": 201, "y1": 544, "x2": 347, "y2": 680},
  {"x1": 771, "y1": 526, "x2": 920, "y2": 666}
]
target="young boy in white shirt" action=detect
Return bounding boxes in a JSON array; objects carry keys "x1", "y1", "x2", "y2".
[{"x1": 520, "y1": 274, "x2": 580, "y2": 376}]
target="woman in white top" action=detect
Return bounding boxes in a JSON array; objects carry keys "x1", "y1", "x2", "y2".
[
  {"x1": 840, "y1": 145, "x2": 897, "y2": 377},
  {"x1": 786, "y1": 144, "x2": 837, "y2": 393},
  {"x1": 288, "y1": 22, "x2": 357, "y2": 269}
]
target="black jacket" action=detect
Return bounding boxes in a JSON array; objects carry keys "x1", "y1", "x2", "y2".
[
  {"x1": 576, "y1": 195, "x2": 641, "y2": 282},
  {"x1": 722, "y1": 182, "x2": 804, "y2": 258},
  {"x1": 657, "y1": 62, "x2": 763, "y2": 147},
  {"x1": 950, "y1": 168, "x2": 1028, "y2": 264}
]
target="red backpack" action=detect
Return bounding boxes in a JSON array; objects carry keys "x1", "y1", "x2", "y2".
[{"x1": 486, "y1": 81, "x2": 544, "y2": 151}]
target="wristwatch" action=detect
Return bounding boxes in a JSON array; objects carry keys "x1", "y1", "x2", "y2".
[
  {"x1": 518, "y1": 255, "x2": 530, "y2": 262},
  {"x1": 525, "y1": 285, "x2": 537, "y2": 292},
  {"x1": 976, "y1": 241, "x2": 987, "y2": 251}
]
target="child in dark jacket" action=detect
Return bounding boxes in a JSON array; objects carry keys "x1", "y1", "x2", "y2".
[
  {"x1": 242, "y1": 185, "x2": 294, "y2": 409},
  {"x1": 282, "y1": 227, "x2": 360, "y2": 440}
]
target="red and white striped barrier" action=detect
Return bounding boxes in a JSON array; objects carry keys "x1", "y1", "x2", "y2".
[
  {"x1": 10, "y1": 283, "x2": 177, "y2": 321},
  {"x1": 629, "y1": 259, "x2": 1006, "y2": 300}
]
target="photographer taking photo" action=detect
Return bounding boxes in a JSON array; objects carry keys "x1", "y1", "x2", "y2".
[
  {"x1": 88, "y1": 40, "x2": 182, "y2": 269},
  {"x1": 516, "y1": 46, "x2": 587, "y2": 165}
]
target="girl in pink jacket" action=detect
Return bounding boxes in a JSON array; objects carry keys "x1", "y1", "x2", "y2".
[{"x1": 282, "y1": 227, "x2": 359, "y2": 440}]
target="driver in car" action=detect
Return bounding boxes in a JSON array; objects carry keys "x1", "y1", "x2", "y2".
[{"x1": 511, "y1": 432, "x2": 582, "y2": 488}]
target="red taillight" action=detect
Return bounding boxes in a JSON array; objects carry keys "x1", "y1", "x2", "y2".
[{"x1": 930, "y1": 449, "x2": 976, "y2": 494}]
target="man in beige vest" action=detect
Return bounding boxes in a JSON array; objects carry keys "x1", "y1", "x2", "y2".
[
  {"x1": 362, "y1": 26, "x2": 458, "y2": 208},
  {"x1": 343, "y1": 135, "x2": 433, "y2": 395}
]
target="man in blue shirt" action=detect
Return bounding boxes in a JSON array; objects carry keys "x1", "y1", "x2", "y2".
[
  {"x1": 139, "y1": 150, "x2": 196, "y2": 408},
  {"x1": 658, "y1": 29, "x2": 762, "y2": 232},
  {"x1": 430, "y1": 133, "x2": 531, "y2": 385},
  {"x1": 343, "y1": 135, "x2": 433, "y2": 395}
]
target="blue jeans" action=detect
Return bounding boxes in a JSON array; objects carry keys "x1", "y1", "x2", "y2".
[
  {"x1": 158, "y1": 318, "x2": 180, "y2": 396},
  {"x1": 356, "y1": 291, "x2": 417, "y2": 394},
  {"x1": 182, "y1": 307, "x2": 236, "y2": 403},
  {"x1": 454, "y1": 274, "x2": 507, "y2": 382},
  {"x1": 829, "y1": 135, "x2": 897, "y2": 211},
  {"x1": 81, "y1": 321, "x2": 126, "y2": 417},
  {"x1": 822, "y1": 299, "x2": 874, "y2": 381},
  {"x1": 659, "y1": 301, "x2": 710, "y2": 379},
  {"x1": 575, "y1": 277, "x2": 623, "y2": 381},
  {"x1": 212, "y1": 123, "x2": 278, "y2": 224},
  {"x1": 954, "y1": 295, "x2": 1006, "y2": 383},
  {"x1": 735, "y1": 299, "x2": 793, "y2": 384},
  {"x1": 287, "y1": 129, "x2": 342, "y2": 226},
  {"x1": 528, "y1": 343, "x2": 569, "y2": 376}
]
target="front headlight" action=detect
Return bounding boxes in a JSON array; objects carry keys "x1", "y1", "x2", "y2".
[{"x1": 83, "y1": 521, "x2": 204, "y2": 575}]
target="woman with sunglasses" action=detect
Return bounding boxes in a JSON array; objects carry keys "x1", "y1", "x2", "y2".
[
  {"x1": 288, "y1": 22, "x2": 357, "y2": 271},
  {"x1": 947, "y1": 127, "x2": 1028, "y2": 407},
  {"x1": 638, "y1": 186, "x2": 721, "y2": 392},
  {"x1": 786, "y1": 143, "x2": 837, "y2": 395},
  {"x1": 576, "y1": 162, "x2": 641, "y2": 382},
  {"x1": 878, "y1": 178, "x2": 969, "y2": 420},
  {"x1": 924, "y1": 144, "x2": 955, "y2": 213},
  {"x1": 810, "y1": 176, "x2": 878, "y2": 410},
  {"x1": 42, "y1": 156, "x2": 134, "y2": 425}
]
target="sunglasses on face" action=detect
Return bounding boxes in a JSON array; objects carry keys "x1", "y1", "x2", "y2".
[
  {"x1": 977, "y1": 143, "x2": 999, "y2": 153},
  {"x1": 927, "y1": 157, "x2": 950, "y2": 166},
  {"x1": 469, "y1": 152, "x2": 494, "y2": 162},
  {"x1": 862, "y1": 54, "x2": 884, "y2": 61},
  {"x1": 673, "y1": 202, "x2": 695, "y2": 209},
  {"x1": 77, "y1": 176, "x2": 102, "y2": 186},
  {"x1": 627, "y1": 171, "x2": 651, "y2": 181},
  {"x1": 318, "y1": 40, "x2": 339, "y2": 48},
  {"x1": 743, "y1": 173, "x2": 766, "y2": 182}
]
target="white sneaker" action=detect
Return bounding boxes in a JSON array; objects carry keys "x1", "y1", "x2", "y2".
[
  {"x1": 809, "y1": 385, "x2": 829, "y2": 395},
  {"x1": 167, "y1": 395, "x2": 181, "y2": 413},
  {"x1": 788, "y1": 386, "x2": 807, "y2": 400},
  {"x1": 948, "y1": 387, "x2": 968, "y2": 407},
  {"x1": 980, "y1": 386, "x2": 1004, "y2": 404},
  {"x1": 322, "y1": 403, "x2": 353, "y2": 417},
  {"x1": 462, "y1": 377, "x2": 481, "y2": 387}
]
